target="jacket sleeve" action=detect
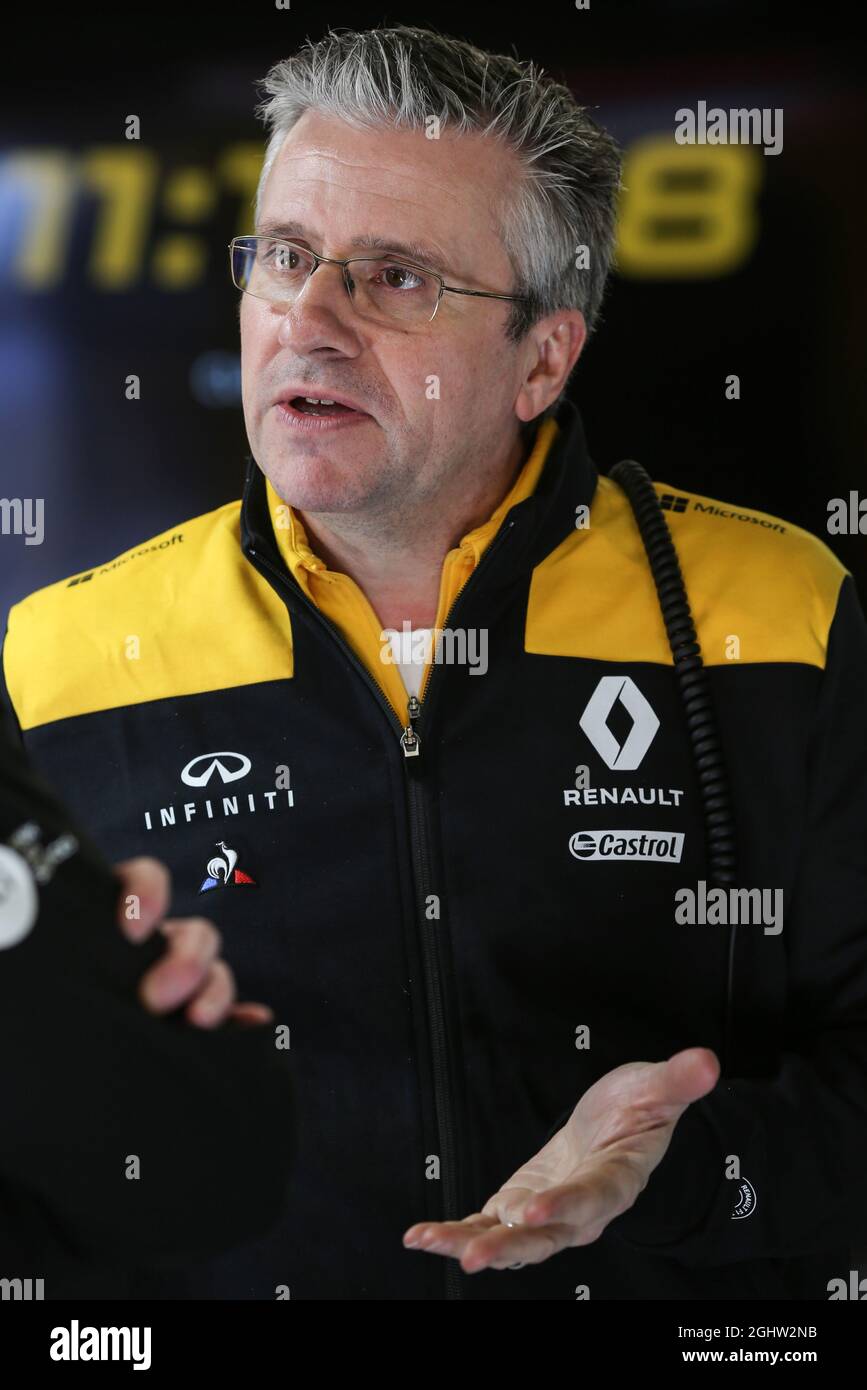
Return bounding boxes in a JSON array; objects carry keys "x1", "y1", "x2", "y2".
[
  {"x1": 0, "y1": 698, "x2": 296, "y2": 1270},
  {"x1": 606, "y1": 572, "x2": 867, "y2": 1264}
]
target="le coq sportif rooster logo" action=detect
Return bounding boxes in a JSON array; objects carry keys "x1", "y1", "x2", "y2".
[{"x1": 198, "y1": 840, "x2": 257, "y2": 894}]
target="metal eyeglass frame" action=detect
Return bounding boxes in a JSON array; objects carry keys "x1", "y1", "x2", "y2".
[{"x1": 228, "y1": 235, "x2": 531, "y2": 324}]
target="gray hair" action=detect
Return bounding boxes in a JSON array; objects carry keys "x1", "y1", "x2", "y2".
[{"x1": 253, "y1": 25, "x2": 622, "y2": 377}]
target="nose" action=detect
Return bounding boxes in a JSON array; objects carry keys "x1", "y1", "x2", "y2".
[{"x1": 275, "y1": 259, "x2": 360, "y2": 357}]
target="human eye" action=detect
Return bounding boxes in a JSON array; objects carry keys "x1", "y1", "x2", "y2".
[
  {"x1": 369, "y1": 260, "x2": 429, "y2": 292},
  {"x1": 262, "y1": 240, "x2": 306, "y2": 274}
]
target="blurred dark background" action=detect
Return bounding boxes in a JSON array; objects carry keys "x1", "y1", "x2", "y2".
[{"x1": 1, "y1": 1, "x2": 864, "y2": 623}]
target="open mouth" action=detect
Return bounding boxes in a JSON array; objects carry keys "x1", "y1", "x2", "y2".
[{"x1": 287, "y1": 396, "x2": 362, "y2": 417}]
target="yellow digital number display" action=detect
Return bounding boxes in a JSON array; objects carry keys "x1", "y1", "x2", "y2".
[
  {"x1": 0, "y1": 137, "x2": 763, "y2": 291},
  {"x1": 615, "y1": 135, "x2": 763, "y2": 277}
]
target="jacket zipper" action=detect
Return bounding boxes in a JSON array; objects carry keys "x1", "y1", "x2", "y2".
[{"x1": 246, "y1": 515, "x2": 517, "y2": 1300}]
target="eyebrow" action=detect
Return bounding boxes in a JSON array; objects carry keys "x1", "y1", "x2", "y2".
[{"x1": 255, "y1": 220, "x2": 451, "y2": 276}]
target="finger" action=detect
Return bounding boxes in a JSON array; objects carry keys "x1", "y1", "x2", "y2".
[
  {"x1": 521, "y1": 1161, "x2": 640, "y2": 1234},
  {"x1": 138, "y1": 916, "x2": 221, "y2": 1012},
  {"x1": 658, "y1": 1047, "x2": 720, "y2": 1109},
  {"x1": 460, "y1": 1219, "x2": 572, "y2": 1273},
  {"x1": 185, "y1": 959, "x2": 235, "y2": 1028},
  {"x1": 404, "y1": 1212, "x2": 498, "y2": 1247},
  {"x1": 404, "y1": 1219, "x2": 493, "y2": 1263},
  {"x1": 404, "y1": 1215, "x2": 570, "y2": 1273},
  {"x1": 229, "y1": 1002, "x2": 275, "y2": 1027},
  {"x1": 113, "y1": 857, "x2": 171, "y2": 942}
]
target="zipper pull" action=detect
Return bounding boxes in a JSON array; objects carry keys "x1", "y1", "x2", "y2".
[{"x1": 400, "y1": 695, "x2": 422, "y2": 758}]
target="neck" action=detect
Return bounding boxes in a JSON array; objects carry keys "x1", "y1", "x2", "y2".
[{"x1": 296, "y1": 431, "x2": 528, "y2": 630}]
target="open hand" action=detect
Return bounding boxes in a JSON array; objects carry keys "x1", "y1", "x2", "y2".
[{"x1": 403, "y1": 1047, "x2": 720, "y2": 1273}]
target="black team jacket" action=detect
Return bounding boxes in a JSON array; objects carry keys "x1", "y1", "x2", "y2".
[{"x1": 2, "y1": 397, "x2": 866, "y2": 1300}]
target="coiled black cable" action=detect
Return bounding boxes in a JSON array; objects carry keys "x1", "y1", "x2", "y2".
[{"x1": 608, "y1": 459, "x2": 739, "y2": 1069}]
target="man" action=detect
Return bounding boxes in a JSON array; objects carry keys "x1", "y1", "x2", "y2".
[
  {"x1": 2, "y1": 24, "x2": 866, "y2": 1299},
  {"x1": 0, "y1": 706, "x2": 295, "y2": 1298}
]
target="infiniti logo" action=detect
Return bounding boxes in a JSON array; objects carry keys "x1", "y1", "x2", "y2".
[
  {"x1": 579, "y1": 677, "x2": 659, "y2": 771},
  {"x1": 180, "y1": 751, "x2": 252, "y2": 787}
]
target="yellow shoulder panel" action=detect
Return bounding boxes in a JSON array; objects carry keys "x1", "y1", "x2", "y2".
[
  {"x1": 526, "y1": 476, "x2": 849, "y2": 668},
  {"x1": 4, "y1": 502, "x2": 294, "y2": 732}
]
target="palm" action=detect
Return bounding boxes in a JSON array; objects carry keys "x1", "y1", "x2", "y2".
[{"x1": 403, "y1": 1047, "x2": 720, "y2": 1272}]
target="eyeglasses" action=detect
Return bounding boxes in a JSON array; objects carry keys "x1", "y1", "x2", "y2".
[{"x1": 228, "y1": 235, "x2": 530, "y2": 327}]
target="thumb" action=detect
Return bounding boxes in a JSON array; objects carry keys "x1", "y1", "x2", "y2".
[
  {"x1": 113, "y1": 856, "x2": 171, "y2": 941},
  {"x1": 658, "y1": 1047, "x2": 720, "y2": 1108}
]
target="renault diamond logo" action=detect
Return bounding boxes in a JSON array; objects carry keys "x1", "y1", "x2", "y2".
[
  {"x1": 180, "y1": 751, "x2": 252, "y2": 787},
  {"x1": 579, "y1": 677, "x2": 659, "y2": 770}
]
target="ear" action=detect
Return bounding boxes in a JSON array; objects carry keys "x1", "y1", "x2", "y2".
[{"x1": 514, "y1": 310, "x2": 587, "y2": 422}]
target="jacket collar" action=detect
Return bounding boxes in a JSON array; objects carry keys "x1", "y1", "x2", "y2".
[{"x1": 240, "y1": 396, "x2": 598, "y2": 592}]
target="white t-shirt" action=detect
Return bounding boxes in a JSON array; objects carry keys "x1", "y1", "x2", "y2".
[{"x1": 384, "y1": 627, "x2": 433, "y2": 699}]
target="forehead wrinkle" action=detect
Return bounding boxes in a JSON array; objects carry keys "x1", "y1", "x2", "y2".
[
  {"x1": 274, "y1": 149, "x2": 469, "y2": 208},
  {"x1": 268, "y1": 140, "x2": 514, "y2": 282},
  {"x1": 262, "y1": 178, "x2": 502, "y2": 281}
]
